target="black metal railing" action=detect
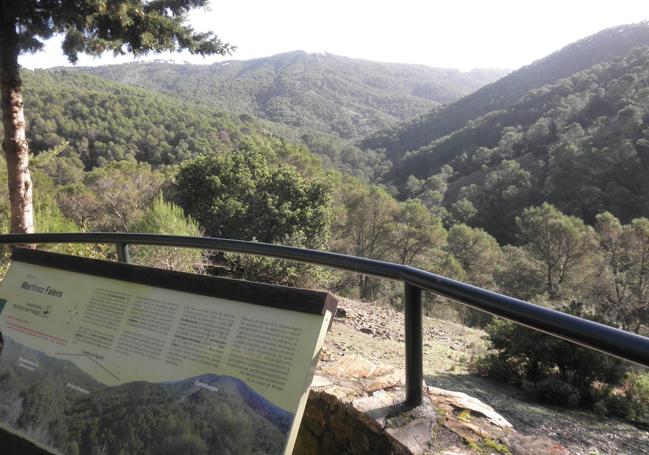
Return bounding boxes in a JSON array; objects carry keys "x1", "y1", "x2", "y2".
[{"x1": 2, "y1": 232, "x2": 649, "y2": 407}]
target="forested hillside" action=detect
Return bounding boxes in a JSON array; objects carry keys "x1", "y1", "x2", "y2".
[
  {"x1": 22, "y1": 69, "x2": 261, "y2": 170},
  {"x1": 74, "y1": 51, "x2": 508, "y2": 140},
  {"x1": 352, "y1": 24, "x2": 649, "y2": 243},
  {"x1": 18, "y1": 68, "x2": 383, "y2": 182},
  {"x1": 361, "y1": 22, "x2": 649, "y2": 157},
  {"x1": 397, "y1": 45, "x2": 649, "y2": 239}
]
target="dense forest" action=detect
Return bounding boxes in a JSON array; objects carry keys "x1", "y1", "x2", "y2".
[
  {"x1": 75, "y1": 51, "x2": 508, "y2": 140},
  {"x1": 19, "y1": 68, "x2": 383, "y2": 182},
  {"x1": 0, "y1": 21, "x2": 648, "y2": 429},
  {"x1": 361, "y1": 22, "x2": 649, "y2": 156},
  {"x1": 22, "y1": 70, "x2": 262, "y2": 170},
  {"x1": 399, "y1": 44, "x2": 649, "y2": 241}
]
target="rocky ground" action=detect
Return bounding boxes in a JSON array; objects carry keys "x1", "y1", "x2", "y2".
[{"x1": 317, "y1": 298, "x2": 649, "y2": 455}]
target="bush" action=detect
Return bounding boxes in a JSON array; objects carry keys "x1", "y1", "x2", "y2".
[
  {"x1": 476, "y1": 302, "x2": 628, "y2": 408},
  {"x1": 598, "y1": 394, "x2": 636, "y2": 420},
  {"x1": 627, "y1": 373, "x2": 649, "y2": 404},
  {"x1": 616, "y1": 373, "x2": 649, "y2": 422},
  {"x1": 589, "y1": 374, "x2": 649, "y2": 422},
  {"x1": 471, "y1": 353, "x2": 518, "y2": 383},
  {"x1": 129, "y1": 195, "x2": 204, "y2": 273},
  {"x1": 223, "y1": 233, "x2": 337, "y2": 287}
]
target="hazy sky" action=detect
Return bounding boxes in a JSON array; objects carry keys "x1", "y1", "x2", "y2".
[{"x1": 19, "y1": 0, "x2": 649, "y2": 71}]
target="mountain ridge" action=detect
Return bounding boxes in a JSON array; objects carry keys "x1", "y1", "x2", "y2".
[
  {"x1": 70, "y1": 51, "x2": 509, "y2": 140},
  {"x1": 388, "y1": 40, "x2": 649, "y2": 240},
  {"x1": 361, "y1": 22, "x2": 649, "y2": 158}
]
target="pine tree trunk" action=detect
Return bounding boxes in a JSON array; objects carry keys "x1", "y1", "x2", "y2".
[{"x1": 0, "y1": 19, "x2": 34, "y2": 234}]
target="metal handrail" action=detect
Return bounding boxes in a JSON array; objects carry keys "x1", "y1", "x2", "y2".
[{"x1": 2, "y1": 232, "x2": 649, "y2": 407}]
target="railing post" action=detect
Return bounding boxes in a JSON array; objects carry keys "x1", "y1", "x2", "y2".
[
  {"x1": 115, "y1": 242, "x2": 130, "y2": 263},
  {"x1": 404, "y1": 281, "x2": 423, "y2": 407}
]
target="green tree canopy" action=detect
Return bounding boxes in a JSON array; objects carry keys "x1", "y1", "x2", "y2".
[
  {"x1": 446, "y1": 223, "x2": 502, "y2": 290},
  {"x1": 516, "y1": 203, "x2": 594, "y2": 297},
  {"x1": 393, "y1": 199, "x2": 446, "y2": 267},
  {"x1": 59, "y1": 161, "x2": 165, "y2": 232},
  {"x1": 596, "y1": 212, "x2": 649, "y2": 332},
  {"x1": 175, "y1": 145, "x2": 332, "y2": 248}
]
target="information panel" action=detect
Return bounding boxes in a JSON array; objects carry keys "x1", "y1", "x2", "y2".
[{"x1": 0, "y1": 248, "x2": 336, "y2": 455}]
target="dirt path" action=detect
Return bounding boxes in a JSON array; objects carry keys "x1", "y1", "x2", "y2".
[{"x1": 320, "y1": 298, "x2": 649, "y2": 455}]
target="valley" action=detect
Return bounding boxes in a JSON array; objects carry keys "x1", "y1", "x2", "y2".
[{"x1": 2, "y1": 15, "x2": 649, "y2": 455}]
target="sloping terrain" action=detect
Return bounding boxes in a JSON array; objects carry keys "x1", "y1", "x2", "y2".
[
  {"x1": 354, "y1": 23, "x2": 649, "y2": 240},
  {"x1": 75, "y1": 51, "x2": 508, "y2": 140},
  {"x1": 361, "y1": 22, "x2": 649, "y2": 158},
  {"x1": 428, "y1": 44, "x2": 649, "y2": 239},
  {"x1": 22, "y1": 69, "x2": 261, "y2": 169},
  {"x1": 324, "y1": 299, "x2": 649, "y2": 455}
]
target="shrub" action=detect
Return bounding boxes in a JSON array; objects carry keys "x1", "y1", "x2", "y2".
[
  {"x1": 616, "y1": 373, "x2": 649, "y2": 422},
  {"x1": 627, "y1": 373, "x2": 649, "y2": 404},
  {"x1": 586, "y1": 374, "x2": 649, "y2": 422},
  {"x1": 471, "y1": 353, "x2": 520, "y2": 383},
  {"x1": 476, "y1": 302, "x2": 627, "y2": 408},
  {"x1": 129, "y1": 195, "x2": 204, "y2": 273},
  {"x1": 223, "y1": 233, "x2": 337, "y2": 287}
]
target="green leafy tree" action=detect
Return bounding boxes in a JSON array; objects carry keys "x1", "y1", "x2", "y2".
[
  {"x1": 403, "y1": 167, "x2": 451, "y2": 219},
  {"x1": 338, "y1": 184, "x2": 397, "y2": 296},
  {"x1": 447, "y1": 197, "x2": 477, "y2": 225},
  {"x1": 175, "y1": 144, "x2": 334, "y2": 286},
  {"x1": 516, "y1": 203, "x2": 594, "y2": 297},
  {"x1": 446, "y1": 224, "x2": 502, "y2": 326},
  {"x1": 461, "y1": 160, "x2": 536, "y2": 241},
  {"x1": 393, "y1": 199, "x2": 446, "y2": 267},
  {"x1": 0, "y1": 1, "x2": 231, "y2": 233},
  {"x1": 82, "y1": 161, "x2": 165, "y2": 231},
  {"x1": 446, "y1": 224, "x2": 502, "y2": 290},
  {"x1": 596, "y1": 212, "x2": 649, "y2": 332},
  {"x1": 0, "y1": 159, "x2": 108, "y2": 267},
  {"x1": 495, "y1": 245, "x2": 546, "y2": 301},
  {"x1": 175, "y1": 147, "x2": 331, "y2": 247},
  {"x1": 340, "y1": 185, "x2": 397, "y2": 261}
]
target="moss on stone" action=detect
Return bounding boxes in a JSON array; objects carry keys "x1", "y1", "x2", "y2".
[{"x1": 483, "y1": 438, "x2": 512, "y2": 455}]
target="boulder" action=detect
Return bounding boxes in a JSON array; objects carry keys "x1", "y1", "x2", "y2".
[{"x1": 295, "y1": 354, "x2": 570, "y2": 454}]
